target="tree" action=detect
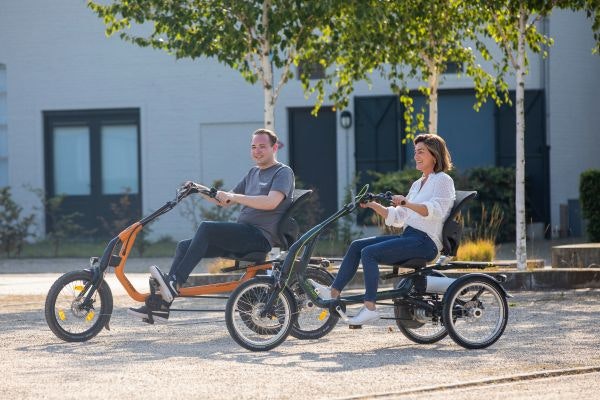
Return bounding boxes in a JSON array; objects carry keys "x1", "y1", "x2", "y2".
[
  {"x1": 303, "y1": 0, "x2": 508, "y2": 138},
  {"x1": 479, "y1": 0, "x2": 599, "y2": 270},
  {"x1": 382, "y1": 0, "x2": 509, "y2": 136},
  {"x1": 87, "y1": 0, "x2": 339, "y2": 128}
]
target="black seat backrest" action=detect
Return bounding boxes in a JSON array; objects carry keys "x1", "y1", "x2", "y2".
[
  {"x1": 441, "y1": 190, "x2": 478, "y2": 256},
  {"x1": 276, "y1": 189, "x2": 313, "y2": 250}
]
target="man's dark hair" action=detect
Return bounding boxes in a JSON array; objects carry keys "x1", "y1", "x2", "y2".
[{"x1": 252, "y1": 129, "x2": 278, "y2": 146}]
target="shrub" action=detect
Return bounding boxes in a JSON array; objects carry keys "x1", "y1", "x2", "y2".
[
  {"x1": 460, "y1": 203, "x2": 504, "y2": 243},
  {"x1": 98, "y1": 189, "x2": 140, "y2": 237},
  {"x1": 456, "y1": 239, "x2": 496, "y2": 261},
  {"x1": 369, "y1": 169, "x2": 423, "y2": 195},
  {"x1": 331, "y1": 183, "x2": 363, "y2": 246},
  {"x1": 32, "y1": 190, "x2": 86, "y2": 257},
  {"x1": 459, "y1": 166, "x2": 516, "y2": 242},
  {"x1": 293, "y1": 178, "x2": 323, "y2": 235},
  {"x1": 0, "y1": 187, "x2": 36, "y2": 257},
  {"x1": 179, "y1": 179, "x2": 240, "y2": 232},
  {"x1": 580, "y1": 169, "x2": 600, "y2": 242}
]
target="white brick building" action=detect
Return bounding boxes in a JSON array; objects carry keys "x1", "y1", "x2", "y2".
[{"x1": 0, "y1": 1, "x2": 598, "y2": 241}]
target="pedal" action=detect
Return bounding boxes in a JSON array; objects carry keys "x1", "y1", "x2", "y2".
[
  {"x1": 145, "y1": 293, "x2": 163, "y2": 311},
  {"x1": 335, "y1": 305, "x2": 350, "y2": 322}
]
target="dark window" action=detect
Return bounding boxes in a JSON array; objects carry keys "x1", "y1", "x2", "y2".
[
  {"x1": 297, "y1": 62, "x2": 325, "y2": 80},
  {"x1": 44, "y1": 108, "x2": 141, "y2": 235},
  {"x1": 443, "y1": 61, "x2": 464, "y2": 74}
]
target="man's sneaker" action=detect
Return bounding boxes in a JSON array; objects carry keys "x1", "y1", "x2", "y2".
[
  {"x1": 308, "y1": 279, "x2": 333, "y2": 300},
  {"x1": 347, "y1": 306, "x2": 380, "y2": 325},
  {"x1": 149, "y1": 265, "x2": 178, "y2": 303},
  {"x1": 127, "y1": 304, "x2": 170, "y2": 323}
]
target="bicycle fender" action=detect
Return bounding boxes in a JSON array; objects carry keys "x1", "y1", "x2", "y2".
[
  {"x1": 307, "y1": 264, "x2": 334, "y2": 280},
  {"x1": 443, "y1": 273, "x2": 512, "y2": 303}
]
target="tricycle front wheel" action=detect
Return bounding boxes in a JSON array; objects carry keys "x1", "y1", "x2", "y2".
[
  {"x1": 44, "y1": 270, "x2": 113, "y2": 342},
  {"x1": 225, "y1": 277, "x2": 296, "y2": 351}
]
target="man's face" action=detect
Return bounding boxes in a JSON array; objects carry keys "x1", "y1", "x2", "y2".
[{"x1": 251, "y1": 133, "x2": 277, "y2": 167}]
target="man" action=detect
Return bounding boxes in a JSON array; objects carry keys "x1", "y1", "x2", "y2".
[{"x1": 128, "y1": 128, "x2": 295, "y2": 322}]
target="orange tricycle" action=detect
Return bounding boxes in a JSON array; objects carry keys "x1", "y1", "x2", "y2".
[{"x1": 44, "y1": 183, "x2": 337, "y2": 342}]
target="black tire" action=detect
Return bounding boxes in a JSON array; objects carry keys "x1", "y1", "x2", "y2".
[
  {"x1": 225, "y1": 276, "x2": 297, "y2": 351},
  {"x1": 443, "y1": 276, "x2": 508, "y2": 349},
  {"x1": 44, "y1": 270, "x2": 113, "y2": 342},
  {"x1": 289, "y1": 266, "x2": 339, "y2": 340},
  {"x1": 394, "y1": 279, "x2": 448, "y2": 344}
]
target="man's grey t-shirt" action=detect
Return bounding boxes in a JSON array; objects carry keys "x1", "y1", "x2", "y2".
[{"x1": 232, "y1": 162, "x2": 295, "y2": 247}]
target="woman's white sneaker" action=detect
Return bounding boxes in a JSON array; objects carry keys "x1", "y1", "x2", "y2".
[
  {"x1": 308, "y1": 279, "x2": 333, "y2": 300},
  {"x1": 348, "y1": 307, "x2": 380, "y2": 325}
]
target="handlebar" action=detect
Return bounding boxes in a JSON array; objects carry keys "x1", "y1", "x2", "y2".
[
  {"x1": 361, "y1": 191, "x2": 406, "y2": 206},
  {"x1": 175, "y1": 183, "x2": 229, "y2": 204}
]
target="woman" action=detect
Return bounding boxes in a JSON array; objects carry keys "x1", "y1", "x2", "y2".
[{"x1": 310, "y1": 133, "x2": 456, "y2": 325}]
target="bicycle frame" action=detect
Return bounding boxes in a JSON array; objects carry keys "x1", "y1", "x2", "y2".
[
  {"x1": 83, "y1": 186, "x2": 274, "y2": 305},
  {"x1": 263, "y1": 184, "x2": 509, "y2": 318}
]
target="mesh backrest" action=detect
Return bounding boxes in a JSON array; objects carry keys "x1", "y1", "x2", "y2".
[
  {"x1": 441, "y1": 190, "x2": 477, "y2": 256},
  {"x1": 276, "y1": 189, "x2": 313, "y2": 250}
]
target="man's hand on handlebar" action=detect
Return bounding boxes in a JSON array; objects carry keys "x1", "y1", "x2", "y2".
[{"x1": 215, "y1": 191, "x2": 234, "y2": 206}]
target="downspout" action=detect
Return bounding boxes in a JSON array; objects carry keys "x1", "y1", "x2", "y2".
[{"x1": 542, "y1": 15, "x2": 552, "y2": 237}]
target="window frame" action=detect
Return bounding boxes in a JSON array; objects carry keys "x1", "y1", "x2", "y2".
[{"x1": 43, "y1": 108, "x2": 141, "y2": 198}]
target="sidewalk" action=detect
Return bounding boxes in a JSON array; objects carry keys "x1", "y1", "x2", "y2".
[
  {"x1": 494, "y1": 237, "x2": 586, "y2": 266},
  {"x1": 0, "y1": 237, "x2": 582, "y2": 274},
  {"x1": 2, "y1": 237, "x2": 598, "y2": 294}
]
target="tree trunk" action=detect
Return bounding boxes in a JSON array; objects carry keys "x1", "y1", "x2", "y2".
[
  {"x1": 260, "y1": 0, "x2": 274, "y2": 130},
  {"x1": 427, "y1": 62, "x2": 439, "y2": 135},
  {"x1": 262, "y1": 59, "x2": 275, "y2": 129},
  {"x1": 515, "y1": 7, "x2": 527, "y2": 270}
]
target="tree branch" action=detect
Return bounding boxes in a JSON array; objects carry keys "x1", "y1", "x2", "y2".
[{"x1": 491, "y1": 11, "x2": 518, "y2": 69}]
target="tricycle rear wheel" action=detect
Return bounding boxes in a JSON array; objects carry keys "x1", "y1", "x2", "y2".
[{"x1": 443, "y1": 276, "x2": 508, "y2": 349}]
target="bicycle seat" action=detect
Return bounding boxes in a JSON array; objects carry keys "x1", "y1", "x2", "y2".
[
  {"x1": 276, "y1": 189, "x2": 313, "y2": 250},
  {"x1": 221, "y1": 189, "x2": 313, "y2": 266},
  {"x1": 396, "y1": 258, "x2": 429, "y2": 269},
  {"x1": 222, "y1": 251, "x2": 267, "y2": 264},
  {"x1": 385, "y1": 190, "x2": 478, "y2": 278}
]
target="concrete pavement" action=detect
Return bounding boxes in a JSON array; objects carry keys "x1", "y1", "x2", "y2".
[{"x1": 2, "y1": 289, "x2": 600, "y2": 399}]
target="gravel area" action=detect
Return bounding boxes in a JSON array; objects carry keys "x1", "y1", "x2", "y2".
[{"x1": 1, "y1": 288, "x2": 599, "y2": 399}]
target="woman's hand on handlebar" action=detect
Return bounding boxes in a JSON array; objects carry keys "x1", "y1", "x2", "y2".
[
  {"x1": 360, "y1": 201, "x2": 375, "y2": 209},
  {"x1": 392, "y1": 195, "x2": 407, "y2": 206}
]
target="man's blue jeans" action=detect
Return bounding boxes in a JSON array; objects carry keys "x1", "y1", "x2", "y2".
[
  {"x1": 332, "y1": 226, "x2": 438, "y2": 302},
  {"x1": 168, "y1": 221, "x2": 270, "y2": 285}
]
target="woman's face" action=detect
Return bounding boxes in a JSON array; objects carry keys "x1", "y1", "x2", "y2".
[{"x1": 414, "y1": 142, "x2": 436, "y2": 174}]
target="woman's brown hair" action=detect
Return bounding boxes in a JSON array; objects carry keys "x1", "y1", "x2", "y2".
[{"x1": 413, "y1": 133, "x2": 453, "y2": 173}]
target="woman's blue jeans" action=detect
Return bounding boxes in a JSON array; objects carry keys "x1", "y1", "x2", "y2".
[{"x1": 332, "y1": 226, "x2": 438, "y2": 302}]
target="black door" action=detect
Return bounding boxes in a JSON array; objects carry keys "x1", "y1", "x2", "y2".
[
  {"x1": 355, "y1": 96, "x2": 403, "y2": 176},
  {"x1": 44, "y1": 109, "x2": 141, "y2": 237},
  {"x1": 288, "y1": 107, "x2": 337, "y2": 218}
]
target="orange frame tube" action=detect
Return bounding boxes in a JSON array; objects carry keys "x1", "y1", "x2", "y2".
[{"x1": 111, "y1": 222, "x2": 272, "y2": 303}]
